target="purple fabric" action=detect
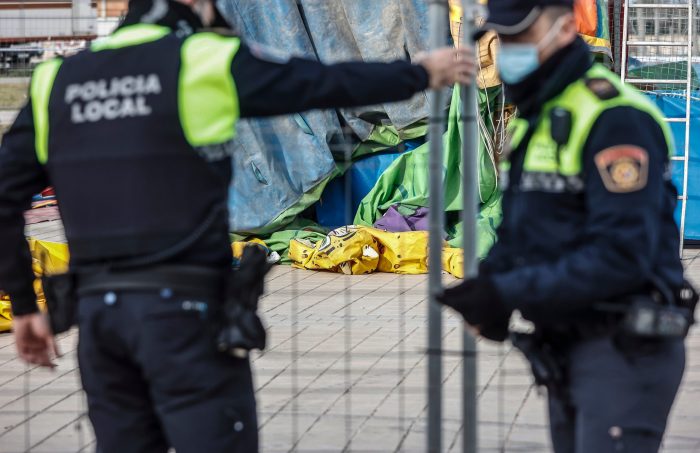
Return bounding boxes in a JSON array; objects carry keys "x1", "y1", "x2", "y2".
[{"x1": 373, "y1": 205, "x2": 429, "y2": 232}]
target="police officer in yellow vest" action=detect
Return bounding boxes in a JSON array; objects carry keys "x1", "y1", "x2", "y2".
[
  {"x1": 438, "y1": 0, "x2": 695, "y2": 451},
  {"x1": 0, "y1": 0, "x2": 475, "y2": 451}
]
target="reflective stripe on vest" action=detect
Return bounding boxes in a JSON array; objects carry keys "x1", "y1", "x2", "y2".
[
  {"x1": 31, "y1": 25, "x2": 241, "y2": 164},
  {"x1": 30, "y1": 58, "x2": 63, "y2": 164},
  {"x1": 502, "y1": 63, "x2": 673, "y2": 192},
  {"x1": 179, "y1": 33, "x2": 240, "y2": 147},
  {"x1": 91, "y1": 24, "x2": 170, "y2": 51}
]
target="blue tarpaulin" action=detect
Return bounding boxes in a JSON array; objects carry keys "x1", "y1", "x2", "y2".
[
  {"x1": 297, "y1": 0, "x2": 430, "y2": 139},
  {"x1": 217, "y1": 0, "x2": 432, "y2": 233},
  {"x1": 316, "y1": 138, "x2": 425, "y2": 229},
  {"x1": 646, "y1": 92, "x2": 700, "y2": 240},
  {"x1": 218, "y1": 0, "x2": 341, "y2": 233}
]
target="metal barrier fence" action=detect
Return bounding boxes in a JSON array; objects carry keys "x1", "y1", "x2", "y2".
[
  {"x1": 0, "y1": 1, "x2": 613, "y2": 452},
  {"x1": 0, "y1": 2, "x2": 494, "y2": 451}
]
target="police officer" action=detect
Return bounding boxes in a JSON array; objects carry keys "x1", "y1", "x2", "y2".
[
  {"x1": 0, "y1": 0, "x2": 475, "y2": 451},
  {"x1": 438, "y1": 0, "x2": 689, "y2": 451}
]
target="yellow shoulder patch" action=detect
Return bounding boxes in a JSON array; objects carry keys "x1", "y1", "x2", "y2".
[{"x1": 594, "y1": 146, "x2": 649, "y2": 193}]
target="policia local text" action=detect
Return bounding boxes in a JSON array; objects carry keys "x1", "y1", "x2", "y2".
[{"x1": 66, "y1": 73, "x2": 162, "y2": 124}]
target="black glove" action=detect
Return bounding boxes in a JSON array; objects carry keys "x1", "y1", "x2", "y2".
[{"x1": 437, "y1": 276, "x2": 511, "y2": 342}]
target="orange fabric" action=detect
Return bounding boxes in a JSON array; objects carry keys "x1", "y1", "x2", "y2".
[{"x1": 575, "y1": 0, "x2": 598, "y2": 37}]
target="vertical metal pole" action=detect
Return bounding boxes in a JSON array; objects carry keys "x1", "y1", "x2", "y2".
[
  {"x1": 679, "y1": 0, "x2": 693, "y2": 253},
  {"x1": 427, "y1": 1, "x2": 447, "y2": 452},
  {"x1": 613, "y1": 0, "x2": 623, "y2": 74},
  {"x1": 620, "y1": 0, "x2": 630, "y2": 83},
  {"x1": 460, "y1": 1, "x2": 479, "y2": 452}
]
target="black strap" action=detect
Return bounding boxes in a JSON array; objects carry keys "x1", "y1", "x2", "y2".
[{"x1": 77, "y1": 264, "x2": 225, "y2": 298}]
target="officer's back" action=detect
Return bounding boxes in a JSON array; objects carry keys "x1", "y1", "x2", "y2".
[{"x1": 40, "y1": 25, "x2": 233, "y2": 266}]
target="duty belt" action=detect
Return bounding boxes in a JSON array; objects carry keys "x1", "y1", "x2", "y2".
[{"x1": 77, "y1": 265, "x2": 226, "y2": 299}]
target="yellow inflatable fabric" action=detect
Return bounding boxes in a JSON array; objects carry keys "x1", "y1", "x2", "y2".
[
  {"x1": 232, "y1": 238, "x2": 266, "y2": 259},
  {"x1": 0, "y1": 239, "x2": 69, "y2": 333},
  {"x1": 442, "y1": 247, "x2": 465, "y2": 279},
  {"x1": 290, "y1": 226, "x2": 430, "y2": 275},
  {"x1": 290, "y1": 225, "x2": 468, "y2": 278},
  {"x1": 232, "y1": 238, "x2": 281, "y2": 264}
]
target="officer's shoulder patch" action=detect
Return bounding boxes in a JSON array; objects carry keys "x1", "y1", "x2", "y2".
[
  {"x1": 585, "y1": 77, "x2": 620, "y2": 100},
  {"x1": 594, "y1": 145, "x2": 649, "y2": 193}
]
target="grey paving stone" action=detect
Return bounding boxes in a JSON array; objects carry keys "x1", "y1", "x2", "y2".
[{"x1": 1, "y1": 220, "x2": 698, "y2": 451}]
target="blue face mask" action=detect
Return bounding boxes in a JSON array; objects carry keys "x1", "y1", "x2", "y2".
[
  {"x1": 496, "y1": 44, "x2": 540, "y2": 84},
  {"x1": 496, "y1": 17, "x2": 566, "y2": 84}
]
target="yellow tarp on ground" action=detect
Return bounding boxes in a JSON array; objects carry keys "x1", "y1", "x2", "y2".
[
  {"x1": 232, "y1": 238, "x2": 267, "y2": 259},
  {"x1": 0, "y1": 239, "x2": 69, "y2": 333},
  {"x1": 290, "y1": 226, "x2": 428, "y2": 275},
  {"x1": 290, "y1": 225, "x2": 467, "y2": 278},
  {"x1": 443, "y1": 247, "x2": 465, "y2": 279}
]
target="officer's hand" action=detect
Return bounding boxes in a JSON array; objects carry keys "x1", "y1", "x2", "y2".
[
  {"x1": 13, "y1": 313, "x2": 60, "y2": 369},
  {"x1": 472, "y1": 317, "x2": 510, "y2": 343},
  {"x1": 437, "y1": 276, "x2": 511, "y2": 342},
  {"x1": 415, "y1": 47, "x2": 476, "y2": 89}
]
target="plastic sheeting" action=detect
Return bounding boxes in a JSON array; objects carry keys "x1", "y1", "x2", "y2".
[
  {"x1": 289, "y1": 225, "x2": 469, "y2": 278},
  {"x1": 217, "y1": 0, "x2": 340, "y2": 233},
  {"x1": 226, "y1": 118, "x2": 337, "y2": 234},
  {"x1": 315, "y1": 137, "x2": 425, "y2": 229},
  {"x1": 575, "y1": 0, "x2": 611, "y2": 57},
  {"x1": 646, "y1": 92, "x2": 700, "y2": 240},
  {"x1": 354, "y1": 85, "x2": 502, "y2": 259},
  {"x1": 296, "y1": 0, "x2": 430, "y2": 140},
  {"x1": 290, "y1": 225, "x2": 429, "y2": 275},
  {"x1": 0, "y1": 239, "x2": 69, "y2": 333},
  {"x1": 217, "y1": 0, "x2": 433, "y2": 233}
]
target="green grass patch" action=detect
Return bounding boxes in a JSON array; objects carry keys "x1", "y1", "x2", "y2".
[{"x1": 0, "y1": 83, "x2": 29, "y2": 109}]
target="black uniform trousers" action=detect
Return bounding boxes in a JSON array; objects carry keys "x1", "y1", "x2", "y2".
[
  {"x1": 77, "y1": 289, "x2": 258, "y2": 453},
  {"x1": 548, "y1": 335, "x2": 685, "y2": 453}
]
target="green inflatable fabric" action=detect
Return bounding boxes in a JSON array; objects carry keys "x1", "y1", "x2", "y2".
[
  {"x1": 354, "y1": 86, "x2": 503, "y2": 259},
  {"x1": 232, "y1": 218, "x2": 328, "y2": 264}
]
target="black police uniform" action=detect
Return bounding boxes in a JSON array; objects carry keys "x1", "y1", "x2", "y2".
[
  {"x1": 438, "y1": 10, "x2": 688, "y2": 450},
  {"x1": 0, "y1": 1, "x2": 432, "y2": 452},
  {"x1": 487, "y1": 39, "x2": 685, "y2": 452}
]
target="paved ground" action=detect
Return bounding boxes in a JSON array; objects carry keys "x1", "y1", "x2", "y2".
[
  {"x1": 0, "y1": 219, "x2": 699, "y2": 452},
  {"x1": 0, "y1": 110, "x2": 18, "y2": 126}
]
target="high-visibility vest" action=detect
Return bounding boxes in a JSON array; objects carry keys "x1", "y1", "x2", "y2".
[
  {"x1": 27, "y1": 23, "x2": 242, "y2": 263},
  {"x1": 501, "y1": 64, "x2": 672, "y2": 194}
]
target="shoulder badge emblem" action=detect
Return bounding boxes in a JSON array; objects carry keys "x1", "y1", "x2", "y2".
[{"x1": 594, "y1": 146, "x2": 649, "y2": 193}]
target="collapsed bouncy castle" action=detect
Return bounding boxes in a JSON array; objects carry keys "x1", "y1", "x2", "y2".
[{"x1": 219, "y1": 0, "x2": 613, "y2": 271}]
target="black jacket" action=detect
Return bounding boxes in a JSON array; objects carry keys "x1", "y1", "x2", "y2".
[{"x1": 483, "y1": 38, "x2": 684, "y2": 324}]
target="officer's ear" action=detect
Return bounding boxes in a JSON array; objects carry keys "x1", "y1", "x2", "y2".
[
  {"x1": 543, "y1": 7, "x2": 578, "y2": 49},
  {"x1": 558, "y1": 12, "x2": 578, "y2": 43}
]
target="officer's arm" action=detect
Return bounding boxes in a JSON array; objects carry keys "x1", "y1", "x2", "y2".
[
  {"x1": 490, "y1": 107, "x2": 669, "y2": 311},
  {"x1": 231, "y1": 43, "x2": 429, "y2": 118},
  {"x1": 0, "y1": 101, "x2": 49, "y2": 316}
]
